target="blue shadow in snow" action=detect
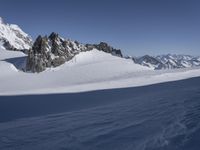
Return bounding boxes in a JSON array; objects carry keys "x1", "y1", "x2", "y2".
[
  {"x1": 3, "y1": 56, "x2": 27, "y2": 71},
  {"x1": 0, "y1": 77, "x2": 200, "y2": 123}
]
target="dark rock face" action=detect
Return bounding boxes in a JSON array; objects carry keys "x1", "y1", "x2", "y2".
[
  {"x1": 26, "y1": 33, "x2": 124, "y2": 73},
  {"x1": 93, "y1": 42, "x2": 123, "y2": 57},
  {"x1": 26, "y1": 33, "x2": 87, "y2": 72},
  {"x1": 94, "y1": 42, "x2": 113, "y2": 53},
  {"x1": 26, "y1": 36, "x2": 49, "y2": 72}
]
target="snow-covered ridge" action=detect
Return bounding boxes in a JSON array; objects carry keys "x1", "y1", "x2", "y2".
[{"x1": 0, "y1": 17, "x2": 32, "y2": 50}]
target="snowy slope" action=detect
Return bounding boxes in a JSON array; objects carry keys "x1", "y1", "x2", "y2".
[
  {"x1": 0, "y1": 17, "x2": 32, "y2": 50},
  {"x1": 0, "y1": 49, "x2": 150, "y2": 95},
  {"x1": 1, "y1": 48, "x2": 200, "y2": 95}
]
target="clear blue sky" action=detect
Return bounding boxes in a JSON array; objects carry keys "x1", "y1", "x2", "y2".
[{"x1": 0, "y1": 0, "x2": 200, "y2": 56}]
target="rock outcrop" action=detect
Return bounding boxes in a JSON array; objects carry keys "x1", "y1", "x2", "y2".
[
  {"x1": 26, "y1": 32, "x2": 87, "y2": 72},
  {"x1": 93, "y1": 42, "x2": 123, "y2": 57},
  {"x1": 26, "y1": 33, "x2": 123, "y2": 73}
]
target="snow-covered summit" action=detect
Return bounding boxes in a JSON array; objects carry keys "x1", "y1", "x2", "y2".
[{"x1": 0, "y1": 17, "x2": 32, "y2": 50}]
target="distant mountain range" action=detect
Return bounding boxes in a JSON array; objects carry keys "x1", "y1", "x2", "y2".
[
  {"x1": 0, "y1": 16, "x2": 199, "y2": 72},
  {"x1": 127, "y1": 54, "x2": 200, "y2": 70}
]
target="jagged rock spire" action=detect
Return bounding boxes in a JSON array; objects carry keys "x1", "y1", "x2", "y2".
[{"x1": 26, "y1": 33, "x2": 87, "y2": 72}]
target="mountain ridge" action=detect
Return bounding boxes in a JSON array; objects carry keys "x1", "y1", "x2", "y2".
[
  {"x1": 130, "y1": 54, "x2": 200, "y2": 70},
  {"x1": 26, "y1": 32, "x2": 123, "y2": 72},
  {"x1": 0, "y1": 16, "x2": 199, "y2": 72}
]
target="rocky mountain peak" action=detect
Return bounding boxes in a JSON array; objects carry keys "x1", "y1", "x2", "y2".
[
  {"x1": 49, "y1": 32, "x2": 59, "y2": 40},
  {"x1": 26, "y1": 33, "x2": 88, "y2": 72},
  {"x1": 26, "y1": 33, "x2": 124, "y2": 72},
  {"x1": 93, "y1": 42, "x2": 123, "y2": 57}
]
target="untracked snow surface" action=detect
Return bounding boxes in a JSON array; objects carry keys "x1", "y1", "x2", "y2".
[
  {"x1": 1, "y1": 48, "x2": 200, "y2": 95},
  {"x1": 0, "y1": 77, "x2": 200, "y2": 150}
]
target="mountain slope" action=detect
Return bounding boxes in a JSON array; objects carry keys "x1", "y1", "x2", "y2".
[{"x1": 0, "y1": 17, "x2": 32, "y2": 50}]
